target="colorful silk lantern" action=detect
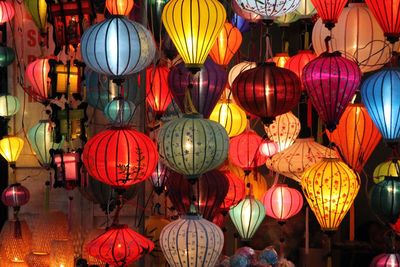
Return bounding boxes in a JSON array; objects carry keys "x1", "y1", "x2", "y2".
[
  {"x1": 373, "y1": 159, "x2": 400, "y2": 184},
  {"x1": 209, "y1": 22, "x2": 243, "y2": 67},
  {"x1": 234, "y1": 0, "x2": 301, "y2": 18},
  {"x1": 0, "y1": 1, "x2": 14, "y2": 24},
  {"x1": 294, "y1": 0, "x2": 316, "y2": 18},
  {"x1": 24, "y1": 0, "x2": 47, "y2": 34},
  {"x1": 370, "y1": 177, "x2": 400, "y2": 223},
  {"x1": 209, "y1": 100, "x2": 247, "y2": 138},
  {"x1": 86, "y1": 224, "x2": 154, "y2": 267},
  {"x1": 370, "y1": 253, "x2": 400, "y2": 267},
  {"x1": 228, "y1": 61, "x2": 257, "y2": 87},
  {"x1": 0, "y1": 220, "x2": 32, "y2": 264},
  {"x1": 264, "y1": 111, "x2": 301, "y2": 152},
  {"x1": 82, "y1": 228, "x2": 107, "y2": 266},
  {"x1": 0, "y1": 136, "x2": 24, "y2": 167},
  {"x1": 1, "y1": 183, "x2": 30, "y2": 208},
  {"x1": 326, "y1": 104, "x2": 381, "y2": 173},
  {"x1": 161, "y1": 0, "x2": 226, "y2": 70},
  {"x1": 50, "y1": 239, "x2": 74, "y2": 267},
  {"x1": 82, "y1": 127, "x2": 158, "y2": 188},
  {"x1": 361, "y1": 68, "x2": 400, "y2": 145},
  {"x1": 158, "y1": 114, "x2": 229, "y2": 179},
  {"x1": 106, "y1": 0, "x2": 134, "y2": 15},
  {"x1": 52, "y1": 63, "x2": 82, "y2": 94},
  {"x1": 160, "y1": 214, "x2": 224, "y2": 267},
  {"x1": 0, "y1": 47, "x2": 15, "y2": 67},
  {"x1": 284, "y1": 50, "x2": 317, "y2": 88},
  {"x1": 262, "y1": 184, "x2": 303, "y2": 222},
  {"x1": 25, "y1": 58, "x2": 50, "y2": 104},
  {"x1": 302, "y1": 51, "x2": 361, "y2": 132},
  {"x1": 259, "y1": 139, "x2": 279, "y2": 158},
  {"x1": 103, "y1": 97, "x2": 136, "y2": 125},
  {"x1": 146, "y1": 64, "x2": 172, "y2": 118},
  {"x1": 231, "y1": 0, "x2": 262, "y2": 23},
  {"x1": 81, "y1": 16, "x2": 155, "y2": 80},
  {"x1": 301, "y1": 157, "x2": 360, "y2": 231},
  {"x1": 168, "y1": 58, "x2": 227, "y2": 118},
  {"x1": 271, "y1": 53, "x2": 291, "y2": 68},
  {"x1": 149, "y1": 161, "x2": 170, "y2": 195},
  {"x1": 220, "y1": 170, "x2": 246, "y2": 213},
  {"x1": 310, "y1": 0, "x2": 347, "y2": 29},
  {"x1": 50, "y1": 149, "x2": 82, "y2": 190}
]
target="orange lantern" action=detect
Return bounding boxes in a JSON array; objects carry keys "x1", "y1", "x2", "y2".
[
  {"x1": 106, "y1": 0, "x2": 134, "y2": 15},
  {"x1": 210, "y1": 22, "x2": 242, "y2": 67},
  {"x1": 271, "y1": 53, "x2": 290, "y2": 68},
  {"x1": 146, "y1": 64, "x2": 172, "y2": 118}
]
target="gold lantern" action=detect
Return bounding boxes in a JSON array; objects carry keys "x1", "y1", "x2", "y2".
[
  {"x1": 49, "y1": 239, "x2": 74, "y2": 267},
  {"x1": 0, "y1": 136, "x2": 24, "y2": 167},
  {"x1": 373, "y1": 159, "x2": 400, "y2": 184},
  {"x1": 209, "y1": 100, "x2": 247, "y2": 138}
]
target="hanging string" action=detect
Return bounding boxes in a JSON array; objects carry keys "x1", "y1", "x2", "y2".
[{"x1": 265, "y1": 28, "x2": 273, "y2": 61}]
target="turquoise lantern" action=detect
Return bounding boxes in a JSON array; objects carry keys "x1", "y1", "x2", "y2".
[
  {"x1": 0, "y1": 95, "x2": 20, "y2": 117},
  {"x1": 104, "y1": 97, "x2": 136, "y2": 125},
  {"x1": 370, "y1": 177, "x2": 400, "y2": 224},
  {"x1": 0, "y1": 47, "x2": 15, "y2": 67}
]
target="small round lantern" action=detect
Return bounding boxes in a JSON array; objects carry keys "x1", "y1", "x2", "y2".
[
  {"x1": 103, "y1": 97, "x2": 135, "y2": 125},
  {"x1": 209, "y1": 100, "x2": 247, "y2": 138},
  {"x1": 0, "y1": 136, "x2": 24, "y2": 167},
  {"x1": 284, "y1": 50, "x2": 317, "y2": 88},
  {"x1": 233, "y1": 0, "x2": 301, "y2": 18},
  {"x1": 373, "y1": 159, "x2": 400, "y2": 184},
  {"x1": 0, "y1": 95, "x2": 20, "y2": 117},
  {"x1": 310, "y1": 0, "x2": 347, "y2": 29},
  {"x1": 370, "y1": 253, "x2": 400, "y2": 267},
  {"x1": 220, "y1": 170, "x2": 246, "y2": 213},
  {"x1": 0, "y1": 47, "x2": 15, "y2": 67},
  {"x1": 370, "y1": 177, "x2": 400, "y2": 224},
  {"x1": 106, "y1": 0, "x2": 134, "y2": 15},
  {"x1": 1, "y1": 183, "x2": 30, "y2": 208},
  {"x1": 25, "y1": 58, "x2": 50, "y2": 104},
  {"x1": 146, "y1": 65, "x2": 172, "y2": 118},
  {"x1": 228, "y1": 61, "x2": 257, "y2": 87},
  {"x1": 0, "y1": 1, "x2": 14, "y2": 24}
]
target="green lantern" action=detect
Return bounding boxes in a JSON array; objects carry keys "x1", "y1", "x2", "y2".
[
  {"x1": 27, "y1": 120, "x2": 64, "y2": 168},
  {"x1": 0, "y1": 95, "x2": 20, "y2": 117},
  {"x1": 157, "y1": 114, "x2": 229, "y2": 180},
  {"x1": 24, "y1": 0, "x2": 47, "y2": 34},
  {"x1": 103, "y1": 97, "x2": 136, "y2": 125},
  {"x1": 0, "y1": 47, "x2": 15, "y2": 67},
  {"x1": 370, "y1": 177, "x2": 400, "y2": 224}
]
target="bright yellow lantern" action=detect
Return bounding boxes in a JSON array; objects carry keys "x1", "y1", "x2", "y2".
[
  {"x1": 373, "y1": 159, "x2": 400, "y2": 184},
  {"x1": 0, "y1": 136, "x2": 24, "y2": 167},
  {"x1": 209, "y1": 100, "x2": 247, "y2": 137},
  {"x1": 161, "y1": 0, "x2": 226, "y2": 70},
  {"x1": 301, "y1": 158, "x2": 360, "y2": 231}
]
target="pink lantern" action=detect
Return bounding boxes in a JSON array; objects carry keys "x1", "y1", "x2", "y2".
[
  {"x1": 1, "y1": 183, "x2": 30, "y2": 208},
  {"x1": 51, "y1": 150, "x2": 82, "y2": 190}
]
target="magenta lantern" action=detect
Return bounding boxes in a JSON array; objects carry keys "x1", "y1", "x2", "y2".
[
  {"x1": 370, "y1": 253, "x2": 400, "y2": 267},
  {"x1": 1, "y1": 183, "x2": 30, "y2": 208},
  {"x1": 51, "y1": 149, "x2": 82, "y2": 190}
]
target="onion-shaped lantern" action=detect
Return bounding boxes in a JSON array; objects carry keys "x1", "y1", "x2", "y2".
[
  {"x1": 209, "y1": 22, "x2": 243, "y2": 67},
  {"x1": 0, "y1": 47, "x2": 15, "y2": 67},
  {"x1": 168, "y1": 58, "x2": 227, "y2": 118},
  {"x1": 209, "y1": 100, "x2": 247, "y2": 138},
  {"x1": 160, "y1": 214, "x2": 224, "y2": 267},
  {"x1": 103, "y1": 97, "x2": 135, "y2": 125},
  {"x1": 373, "y1": 159, "x2": 400, "y2": 184},
  {"x1": 370, "y1": 253, "x2": 400, "y2": 267},
  {"x1": 149, "y1": 161, "x2": 170, "y2": 195},
  {"x1": 259, "y1": 139, "x2": 279, "y2": 157},
  {"x1": 0, "y1": 220, "x2": 32, "y2": 264},
  {"x1": 361, "y1": 68, "x2": 400, "y2": 145},
  {"x1": 25, "y1": 58, "x2": 50, "y2": 104},
  {"x1": 310, "y1": 0, "x2": 347, "y2": 29},
  {"x1": 228, "y1": 61, "x2": 256, "y2": 87},
  {"x1": 86, "y1": 224, "x2": 154, "y2": 267},
  {"x1": 24, "y1": 0, "x2": 47, "y2": 34},
  {"x1": 0, "y1": 1, "x2": 14, "y2": 24},
  {"x1": 220, "y1": 170, "x2": 246, "y2": 213},
  {"x1": 232, "y1": 0, "x2": 262, "y2": 23},
  {"x1": 327, "y1": 104, "x2": 381, "y2": 173},
  {"x1": 264, "y1": 111, "x2": 301, "y2": 152},
  {"x1": 302, "y1": 52, "x2": 361, "y2": 132},
  {"x1": 146, "y1": 65, "x2": 172, "y2": 118},
  {"x1": 284, "y1": 50, "x2": 317, "y2": 88},
  {"x1": 301, "y1": 157, "x2": 360, "y2": 231},
  {"x1": 0, "y1": 95, "x2": 20, "y2": 117},
  {"x1": 0, "y1": 136, "x2": 24, "y2": 167},
  {"x1": 233, "y1": 0, "x2": 301, "y2": 18},
  {"x1": 106, "y1": 0, "x2": 134, "y2": 15},
  {"x1": 1, "y1": 183, "x2": 30, "y2": 208},
  {"x1": 370, "y1": 177, "x2": 400, "y2": 223},
  {"x1": 81, "y1": 16, "x2": 156, "y2": 80},
  {"x1": 158, "y1": 114, "x2": 229, "y2": 180},
  {"x1": 271, "y1": 53, "x2": 290, "y2": 68},
  {"x1": 262, "y1": 184, "x2": 303, "y2": 223},
  {"x1": 294, "y1": 0, "x2": 316, "y2": 18},
  {"x1": 161, "y1": 0, "x2": 226, "y2": 70}
]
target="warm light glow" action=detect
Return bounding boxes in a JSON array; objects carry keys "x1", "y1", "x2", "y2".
[
  {"x1": 271, "y1": 53, "x2": 290, "y2": 68},
  {"x1": 209, "y1": 100, "x2": 247, "y2": 138},
  {"x1": 259, "y1": 139, "x2": 279, "y2": 157},
  {"x1": 209, "y1": 22, "x2": 242, "y2": 66},
  {"x1": 106, "y1": 0, "x2": 134, "y2": 15},
  {"x1": 373, "y1": 160, "x2": 400, "y2": 184},
  {"x1": 55, "y1": 65, "x2": 80, "y2": 94},
  {"x1": 0, "y1": 136, "x2": 24, "y2": 164}
]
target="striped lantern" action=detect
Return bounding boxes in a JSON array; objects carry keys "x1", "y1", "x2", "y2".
[
  {"x1": 103, "y1": 97, "x2": 136, "y2": 125},
  {"x1": 228, "y1": 61, "x2": 257, "y2": 87},
  {"x1": 310, "y1": 0, "x2": 347, "y2": 29},
  {"x1": 0, "y1": 95, "x2": 20, "y2": 117},
  {"x1": 373, "y1": 159, "x2": 400, "y2": 184},
  {"x1": 146, "y1": 64, "x2": 172, "y2": 118},
  {"x1": 284, "y1": 50, "x2": 317, "y2": 88},
  {"x1": 294, "y1": 0, "x2": 316, "y2": 18},
  {"x1": 370, "y1": 177, "x2": 400, "y2": 223},
  {"x1": 233, "y1": 0, "x2": 301, "y2": 18},
  {"x1": 105, "y1": 0, "x2": 134, "y2": 15},
  {"x1": 209, "y1": 100, "x2": 247, "y2": 138},
  {"x1": 24, "y1": 58, "x2": 50, "y2": 104}
]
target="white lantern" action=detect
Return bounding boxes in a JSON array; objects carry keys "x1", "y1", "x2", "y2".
[
  {"x1": 233, "y1": 0, "x2": 301, "y2": 18},
  {"x1": 228, "y1": 61, "x2": 256, "y2": 87}
]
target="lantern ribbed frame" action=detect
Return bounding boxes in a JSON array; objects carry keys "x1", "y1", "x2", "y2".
[
  {"x1": 160, "y1": 214, "x2": 224, "y2": 267},
  {"x1": 103, "y1": 97, "x2": 136, "y2": 125},
  {"x1": 145, "y1": 215, "x2": 170, "y2": 265},
  {"x1": 275, "y1": 13, "x2": 300, "y2": 26},
  {"x1": 271, "y1": 53, "x2": 291, "y2": 68},
  {"x1": 83, "y1": 228, "x2": 107, "y2": 267},
  {"x1": 231, "y1": 0, "x2": 262, "y2": 23},
  {"x1": 370, "y1": 253, "x2": 400, "y2": 267},
  {"x1": 1, "y1": 183, "x2": 30, "y2": 207},
  {"x1": 82, "y1": 127, "x2": 158, "y2": 188},
  {"x1": 146, "y1": 65, "x2": 172, "y2": 117},
  {"x1": 234, "y1": 0, "x2": 301, "y2": 18},
  {"x1": 24, "y1": 0, "x2": 47, "y2": 33},
  {"x1": 209, "y1": 100, "x2": 247, "y2": 138},
  {"x1": 294, "y1": 0, "x2": 316, "y2": 18},
  {"x1": 228, "y1": 61, "x2": 257, "y2": 87},
  {"x1": 373, "y1": 160, "x2": 400, "y2": 184},
  {"x1": 370, "y1": 177, "x2": 400, "y2": 223},
  {"x1": 301, "y1": 157, "x2": 360, "y2": 231},
  {"x1": 0, "y1": 95, "x2": 19, "y2": 117},
  {"x1": 50, "y1": 239, "x2": 74, "y2": 267},
  {"x1": 0, "y1": 47, "x2": 16, "y2": 67},
  {"x1": 149, "y1": 161, "x2": 170, "y2": 195},
  {"x1": 0, "y1": 220, "x2": 32, "y2": 264},
  {"x1": 0, "y1": 1, "x2": 14, "y2": 24},
  {"x1": 310, "y1": 0, "x2": 347, "y2": 28},
  {"x1": 220, "y1": 170, "x2": 246, "y2": 213},
  {"x1": 284, "y1": 50, "x2": 317, "y2": 88},
  {"x1": 25, "y1": 58, "x2": 50, "y2": 104},
  {"x1": 106, "y1": 0, "x2": 134, "y2": 15},
  {"x1": 0, "y1": 136, "x2": 24, "y2": 165}
]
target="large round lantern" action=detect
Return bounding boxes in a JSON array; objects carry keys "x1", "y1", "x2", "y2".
[
  {"x1": 310, "y1": 0, "x2": 347, "y2": 29},
  {"x1": 82, "y1": 128, "x2": 158, "y2": 188},
  {"x1": 161, "y1": 0, "x2": 226, "y2": 70},
  {"x1": 86, "y1": 224, "x2": 154, "y2": 267},
  {"x1": 1, "y1": 183, "x2": 30, "y2": 208},
  {"x1": 373, "y1": 159, "x2": 400, "y2": 184},
  {"x1": 209, "y1": 100, "x2": 247, "y2": 138},
  {"x1": 24, "y1": 0, "x2": 47, "y2": 34},
  {"x1": 81, "y1": 16, "x2": 156, "y2": 80},
  {"x1": 25, "y1": 58, "x2": 50, "y2": 104},
  {"x1": 262, "y1": 184, "x2": 303, "y2": 223},
  {"x1": 312, "y1": 4, "x2": 396, "y2": 73},
  {"x1": 228, "y1": 61, "x2": 257, "y2": 87},
  {"x1": 220, "y1": 170, "x2": 246, "y2": 213},
  {"x1": 294, "y1": 0, "x2": 316, "y2": 18},
  {"x1": 361, "y1": 68, "x2": 400, "y2": 145},
  {"x1": 233, "y1": 0, "x2": 300, "y2": 18},
  {"x1": 160, "y1": 214, "x2": 224, "y2": 267},
  {"x1": 0, "y1": 1, "x2": 14, "y2": 24},
  {"x1": 168, "y1": 58, "x2": 227, "y2": 118},
  {"x1": 301, "y1": 157, "x2": 360, "y2": 231},
  {"x1": 302, "y1": 52, "x2": 361, "y2": 132},
  {"x1": 210, "y1": 22, "x2": 243, "y2": 67},
  {"x1": 370, "y1": 177, "x2": 400, "y2": 223},
  {"x1": 370, "y1": 253, "x2": 400, "y2": 267},
  {"x1": 284, "y1": 50, "x2": 317, "y2": 87},
  {"x1": 105, "y1": 0, "x2": 134, "y2": 15},
  {"x1": 157, "y1": 114, "x2": 229, "y2": 180},
  {"x1": 0, "y1": 136, "x2": 24, "y2": 166},
  {"x1": 0, "y1": 47, "x2": 15, "y2": 67},
  {"x1": 146, "y1": 65, "x2": 172, "y2": 118},
  {"x1": 0, "y1": 95, "x2": 20, "y2": 117},
  {"x1": 231, "y1": 62, "x2": 301, "y2": 125}
]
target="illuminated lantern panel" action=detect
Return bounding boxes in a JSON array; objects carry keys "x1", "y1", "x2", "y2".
[
  {"x1": 370, "y1": 178, "x2": 400, "y2": 224},
  {"x1": 0, "y1": 95, "x2": 19, "y2": 117},
  {"x1": 210, "y1": 22, "x2": 243, "y2": 66},
  {"x1": 370, "y1": 253, "x2": 400, "y2": 267},
  {"x1": 233, "y1": 0, "x2": 301, "y2": 18},
  {"x1": 51, "y1": 150, "x2": 81, "y2": 190},
  {"x1": 106, "y1": 0, "x2": 134, "y2": 15},
  {"x1": 294, "y1": 0, "x2": 316, "y2": 17},
  {"x1": 271, "y1": 53, "x2": 291, "y2": 68},
  {"x1": 231, "y1": 0, "x2": 262, "y2": 23},
  {"x1": 103, "y1": 97, "x2": 136, "y2": 125},
  {"x1": 54, "y1": 65, "x2": 81, "y2": 94},
  {"x1": 284, "y1": 50, "x2": 317, "y2": 88},
  {"x1": 146, "y1": 65, "x2": 172, "y2": 118},
  {"x1": 228, "y1": 61, "x2": 257, "y2": 87},
  {"x1": 0, "y1": 136, "x2": 24, "y2": 166},
  {"x1": 82, "y1": 228, "x2": 107, "y2": 266},
  {"x1": 373, "y1": 160, "x2": 400, "y2": 184},
  {"x1": 259, "y1": 139, "x2": 279, "y2": 158},
  {"x1": 24, "y1": 58, "x2": 51, "y2": 104},
  {"x1": 310, "y1": 0, "x2": 347, "y2": 29},
  {"x1": 209, "y1": 100, "x2": 247, "y2": 138},
  {"x1": 49, "y1": 239, "x2": 74, "y2": 267}
]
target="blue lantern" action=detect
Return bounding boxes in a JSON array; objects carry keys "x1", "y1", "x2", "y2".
[
  {"x1": 81, "y1": 16, "x2": 156, "y2": 81},
  {"x1": 104, "y1": 97, "x2": 136, "y2": 125},
  {"x1": 370, "y1": 177, "x2": 400, "y2": 224},
  {"x1": 361, "y1": 68, "x2": 400, "y2": 145},
  {"x1": 231, "y1": 13, "x2": 250, "y2": 32}
]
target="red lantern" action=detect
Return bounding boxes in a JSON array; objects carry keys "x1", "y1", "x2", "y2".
[
  {"x1": 146, "y1": 64, "x2": 172, "y2": 118},
  {"x1": 25, "y1": 58, "x2": 50, "y2": 104},
  {"x1": 0, "y1": 1, "x2": 14, "y2": 24},
  {"x1": 302, "y1": 51, "x2": 361, "y2": 132},
  {"x1": 82, "y1": 128, "x2": 158, "y2": 188},
  {"x1": 86, "y1": 224, "x2": 154, "y2": 267},
  {"x1": 262, "y1": 184, "x2": 303, "y2": 223},
  {"x1": 220, "y1": 170, "x2": 246, "y2": 213},
  {"x1": 284, "y1": 50, "x2": 317, "y2": 89},
  {"x1": 50, "y1": 149, "x2": 82, "y2": 190},
  {"x1": 311, "y1": 0, "x2": 348, "y2": 29},
  {"x1": 231, "y1": 62, "x2": 301, "y2": 125},
  {"x1": 1, "y1": 183, "x2": 30, "y2": 208}
]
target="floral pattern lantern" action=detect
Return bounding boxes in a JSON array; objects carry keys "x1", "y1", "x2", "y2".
[
  {"x1": 209, "y1": 100, "x2": 247, "y2": 138},
  {"x1": 231, "y1": 0, "x2": 262, "y2": 23},
  {"x1": 0, "y1": 95, "x2": 19, "y2": 117},
  {"x1": 373, "y1": 159, "x2": 400, "y2": 184},
  {"x1": 233, "y1": 0, "x2": 301, "y2": 18},
  {"x1": 24, "y1": 58, "x2": 50, "y2": 104},
  {"x1": 310, "y1": 0, "x2": 347, "y2": 29},
  {"x1": 370, "y1": 177, "x2": 400, "y2": 223},
  {"x1": 146, "y1": 65, "x2": 172, "y2": 118},
  {"x1": 370, "y1": 253, "x2": 400, "y2": 267}
]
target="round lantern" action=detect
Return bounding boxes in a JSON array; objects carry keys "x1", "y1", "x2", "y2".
[
  {"x1": 229, "y1": 195, "x2": 266, "y2": 240},
  {"x1": 228, "y1": 61, "x2": 257, "y2": 87},
  {"x1": 231, "y1": 62, "x2": 302, "y2": 125},
  {"x1": 302, "y1": 52, "x2": 361, "y2": 132},
  {"x1": 233, "y1": 0, "x2": 301, "y2": 18},
  {"x1": 301, "y1": 157, "x2": 360, "y2": 231},
  {"x1": 157, "y1": 114, "x2": 229, "y2": 179},
  {"x1": 209, "y1": 22, "x2": 243, "y2": 67},
  {"x1": 259, "y1": 139, "x2": 279, "y2": 158},
  {"x1": 24, "y1": 0, "x2": 47, "y2": 34},
  {"x1": 231, "y1": 13, "x2": 250, "y2": 33},
  {"x1": 82, "y1": 127, "x2": 158, "y2": 188},
  {"x1": 271, "y1": 53, "x2": 291, "y2": 68},
  {"x1": 264, "y1": 111, "x2": 301, "y2": 152},
  {"x1": 105, "y1": 0, "x2": 134, "y2": 15},
  {"x1": 373, "y1": 159, "x2": 400, "y2": 184},
  {"x1": 312, "y1": 4, "x2": 396, "y2": 73},
  {"x1": 220, "y1": 170, "x2": 246, "y2": 213},
  {"x1": 370, "y1": 253, "x2": 400, "y2": 267},
  {"x1": 370, "y1": 177, "x2": 400, "y2": 223},
  {"x1": 0, "y1": 220, "x2": 32, "y2": 264},
  {"x1": 284, "y1": 50, "x2": 317, "y2": 88},
  {"x1": 149, "y1": 161, "x2": 170, "y2": 195},
  {"x1": 0, "y1": 136, "x2": 24, "y2": 166},
  {"x1": 146, "y1": 65, "x2": 172, "y2": 118},
  {"x1": 294, "y1": 0, "x2": 316, "y2": 18},
  {"x1": 267, "y1": 138, "x2": 337, "y2": 183},
  {"x1": 232, "y1": 0, "x2": 262, "y2": 23},
  {"x1": 81, "y1": 16, "x2": 156, "y2": 80},
  {"x1": 209, "y1": 100, "x2": 247, "y2": 138},
  {"x1": 86, "y1": 224, "x2": 154, "y2": 267},
  {"x1": 160, "y1": 214, "x2": 224, "y2": 267},
  {"x1": 0, "y1": 47, "x2": 15, "y2": 67},
  {"x1": 1, "y1": 183, "x2": 30, "y2": 208},
  {"x1": 310, "y1": 0, "x2": 347, "y2": 29},
  {"x1": 27, "y1": 120, "x2": 64, "y2": 168},
  {"x1": 162, "y1": 0, "x2": 226, "y2": 70},
  {"x1": 0, "y1": 1, "x2": 14, "y2": 24},
  {"x1": 361, "y1": 68, "x2": 400, "y2": 145},
  {"x1": 0, "y1": 95, "x2": 20, "y2": 117},
  {"x1": 262, "y1": 184, "x2": 303, "y2": 223},
  {"x1": 103, "y1": 97, "x2": 135, "y2": 125},
  {"x1": 327, "y1": 104, "x2": 381, "y2": 173},
  {"x1": 168, "y1": 58, "x2": 227, "y2": 118},
  {"x1": 25, "y1": 58, "x2": 50, "y2": 104}
]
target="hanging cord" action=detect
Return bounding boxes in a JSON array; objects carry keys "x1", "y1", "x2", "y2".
[
  {"x1": 324, "y1": 36, "x2": 332, "y2": 53},
  {"x1": 264, "y1": 27, "x2": 273, "y2": 62}
]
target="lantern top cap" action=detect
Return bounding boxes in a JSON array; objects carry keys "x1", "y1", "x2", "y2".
[{"x1": 181, "y1": 214, "x2": 202, "y2": 220}]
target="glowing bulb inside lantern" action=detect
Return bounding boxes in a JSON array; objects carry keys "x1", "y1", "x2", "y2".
[{"x1": 185, "y1": 141, "x2": 193, "y2": 151}]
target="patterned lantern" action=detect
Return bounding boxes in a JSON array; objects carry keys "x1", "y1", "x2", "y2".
[
  {"x1": 233, "y1": 0, "x2": 301, "y2": 18},
  {"x1": 370, "y1": 177, "x2": 400, "y2": 223},
  {"x1": 262, "y1": 184, "x2": 303, "y2": 222},
  {"x1": 370, "y1": 253, "x2": 400, "y2": 267},
  {"x1": 149, "y1": 161, "x2": 170, "y2": 195},
  {"x1": 106, "y1": 0, "x2": 134, "y2": 15},
  {"x1": 302, "y1": 52, "x2": 361, "y2": 132},
  {"x1": 81, "y1": 16, "x2": 156, "y2": 80},
  {"x1": 228, "y1": 61, "x2": 257, "y2": 87},
  {"x1": 301, "y1": 157, "x2": 360, "y2": 231},
  {"x1": 373, "y1": 159, "x2": 400, "y2": 184},
  {"x1": 220, "y1": 170, "x2": 246, "y2": 213},
  {"x1": 50, "y1": 150, "x2": 82, "y2": 190},
  {"x1": 168, "y1": 58, "x2": 227, "y2": 118},
  {"x1": 0, "y1": 136, "x2": 24, "y2": 167},
  {"x1": 229, "y1": 195, "x2": 266, "y2": 240},
  {"x1": 50, "y1": 239, "x2": 74, "y2": 267},
  {"x1": 231, "y1": 62, "x2": 302, "y2": 125},
  {"x1": 284, "y1": 50, "x2": 317, "y2": 88},
  {"x1": 86, "y1": 224, "x2": 154, "y2": 267},
  {"x1": 27, "y1": 120, "x2": 64, "y2": 169},
  {"x1": 146, "y1": 64, "x2": 172, "y2": 118},
  {"x1": 310, "y1": 0, "x2": 347, "y2": 29},
  {"x1": 103, "y1": 97, "x2": 136, "y2": 125},
  {"x1": 158, "y1": 114, "x2": 229, "y2": 180},
  {"x1": 209, "y1": 100, "x2": 247, "y2": 138},
  {"x1": 82, "y1": 127, "x2": 158, "y2": 188},
  {"x1": 1, "y1": 183, "x2": 30, "y2": 208},
  {"x1": 361, "y1": 68, "x2": 400, "y2": 145},
  {"x1": 271, "y1": 53, "x2": 290, "y2": 68},
  {"x1": 0, "y1": 1, "x2": 14, "y2": 24},
  {"x1": 0, "y1": 47, "x2": 15, "y2": 67},
  {"x1": 24, "y1": 0, "x2": 47, "y2": 34},
  {"x1": 209, "y1": 22, "x2": 243, "y2": 67},
  {"x1": 259, "y1": 139, "x2": 279, "y2": 157},
  {"x1": 231, "y1": 0, "x2": 262, "y2": 23},
  {"x1": 0, "y1": 95, "x2": 19, "y2": 117},
  {"x1": 160, "y1": 214, "x2": 224, "y2": 267},
  {"x1": 0, "y1": 220, "x2": 32, "y2": 264},
  {"x1": 294, "y1": 0, "x2": 316, "y2": 18},
  {"x1": 326, "y1": 104, "x2": 381, "y2": 173},
  {"x1": 267, "y1": 138, "x2": 337, "y2": 183},
  {"x1": 25, "y1": 58, "x2": 50, "y2": 104},
  {"x1": 161, "y1": 0, "x2": 226, "y2": 70}
]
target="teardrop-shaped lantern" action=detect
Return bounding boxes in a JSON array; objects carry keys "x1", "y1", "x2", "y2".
[
  {"x1": 228, "y1": 61, "x2": 256, "y2": 87},
  {"x1": 24, "y1": 0, "x2": 47, "y2": 34},
  {"x1": 25, "y1": 58, "x2": 50, "y2": 104},
  {"x1": 0, "y1": 136, "x2": 24, "y2": 166},
  {"x1": 0, "y1": 47, "x2": 15, "y2": 67},
  {"x1": 234, "y1": 0, "x2": 301, "y2": 18},
  {"x1": 103, "y1": 97, "x2": 136, "y2": 125},
  {"x1": 209, "y1": 100, "x2": 247, "y2": 138},
  {"x1": 284, "y1": 50, "x2": 317, "y2": 88},
  {"x1": 146, "y1": 64, "x2": 172, "y2": 118},
  {"x1": 310, "y1": 0, "x2": 347, "y2": 29},
  {"x1": 373, "y1": 159, "x2": 400, "y2": 184},
  {"x1": 370, "y1": 177, "x2": 400, "y2": 223},
  {"x1": 105, "y1": 0, "x2": 134, "y2": 15},
  {"x1": 0, "y1": 95, "x2": 20, "y2": 117}
]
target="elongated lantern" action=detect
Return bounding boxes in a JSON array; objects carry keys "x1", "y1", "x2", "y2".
[
  {"x1": 146, "y1": 65, "x2": 172, "y2": 118},
  {"x1": 0, "y1": 136, "x2": 24, "y2": 167},
  {"x1": 24, "y1": 0, "x2": 47, "y2": 34}
]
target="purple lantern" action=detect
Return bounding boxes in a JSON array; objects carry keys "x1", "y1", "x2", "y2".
[
  {"x1": 168, "y1": 58, "x2": 227, "y2": 118},
  {"x1": 231, "y1": 13, "x2": 250, "y2": 32}
]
